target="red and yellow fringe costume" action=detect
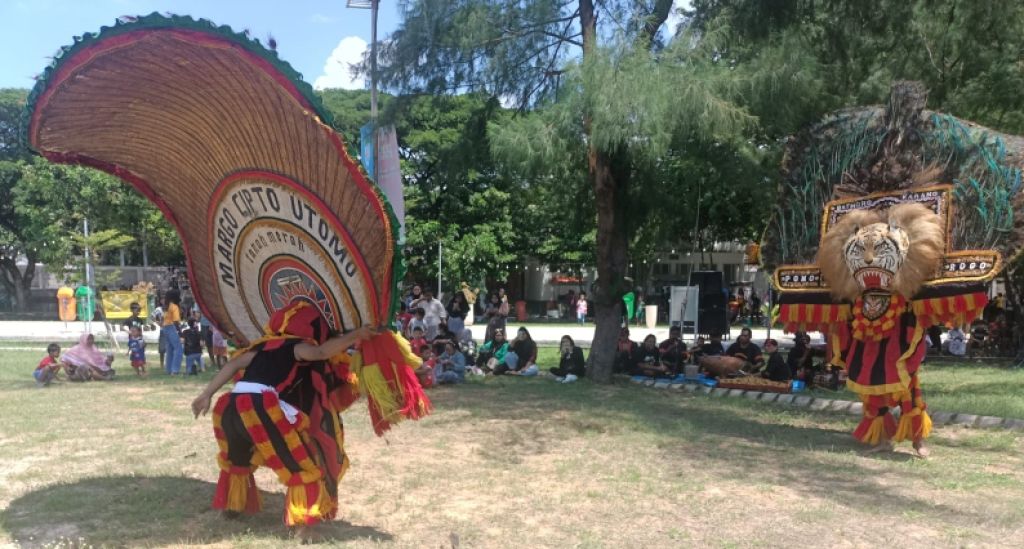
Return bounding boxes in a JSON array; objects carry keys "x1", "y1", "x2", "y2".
[
  {"x1": 210, "y1": 302, "x2": 430, "y2": 526},
  {"x1": 781, "y1": 290, "x2": 986, "y2": 445}
]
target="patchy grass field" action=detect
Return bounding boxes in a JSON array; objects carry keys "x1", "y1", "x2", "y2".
[{"x1": 1, "y1": 349, "x2": 1024, "y2": 548}]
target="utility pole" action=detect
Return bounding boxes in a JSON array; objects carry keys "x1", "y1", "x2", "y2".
[
  {"x1": 348, "y1": 0, "x2": 380, "y2": 183},
  {"x1": 83, "y1": 218, "x2": 93, "y2": 334}
]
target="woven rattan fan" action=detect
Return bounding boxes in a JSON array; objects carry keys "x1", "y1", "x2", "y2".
[{"x1": 27, "y1": 14, "x2": 402, "y2": 343}]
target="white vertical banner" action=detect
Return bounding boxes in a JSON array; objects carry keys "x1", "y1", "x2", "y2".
[{"x1": 376, "y1": 125, "x2": 405, "y2": 241}]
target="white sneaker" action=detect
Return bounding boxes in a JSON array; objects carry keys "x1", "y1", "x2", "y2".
[
  {"x1": 562, "y1": 374, "x2": 578, "y2": 383},
  {"x1": 553, "y1": 376, "x2": 565, "y2": 382}
]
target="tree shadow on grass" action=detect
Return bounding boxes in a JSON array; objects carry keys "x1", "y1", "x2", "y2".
[
  {"x1": 1, "y1": 475, "x2": 391, "y2": 548},
  {"x1": 432, "y1": 378, "x2": 1009, "y2": 523}
]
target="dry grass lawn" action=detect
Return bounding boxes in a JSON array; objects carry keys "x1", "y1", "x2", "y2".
[{"x1": 1, "y1": 350, "x2": 1024, "y2": 548}]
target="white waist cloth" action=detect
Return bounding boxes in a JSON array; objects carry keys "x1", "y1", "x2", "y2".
[{"x1": 231, "y1": 381, "x2": 299, "y2": 424}]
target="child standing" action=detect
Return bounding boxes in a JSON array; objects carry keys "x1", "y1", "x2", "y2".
[
  {"x1": 127, "y1": 326, "x2": 147, "y2": 376},
  {"x1": 576, "y1": 292, "x2": 588, "y2": 324},
  {"x1": 406, "y1": 308, "x2": 427, "y2": 339},
  {"x1": 211, "y1": 328, "x2": 228, "y2": 370},
  {"x1": 182, "y1": 318, "x2": 204, "y2": 375},
  {"x1": 35, "y1": 343, "x2": 62, "y2": 387}
]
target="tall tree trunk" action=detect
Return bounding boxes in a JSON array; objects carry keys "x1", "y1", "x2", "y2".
[
  {"x1": 588, "y1": 146, "x2": 631, "y2": 382},
  {"x1": 20, "y1": 257, "x2": 35, "y2": 313},
  {"x1": 579, "y1": 0, "x2": 629, "y2": 382},
  {"x1": 0, "y1": 257, "x2": 32, "y2": 312}
]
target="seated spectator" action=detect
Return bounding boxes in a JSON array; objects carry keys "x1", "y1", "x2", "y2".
[
  {"x1": 432, "y1": 323, "x2": 456, "y2": 356},
  {"x1": 406, "y1": 308, "x2": 427, "y2": 339},
  {"x1": 35, "y1": 343, "x2": 62, "y2": 387},
  {"x1": 703, "y1": 333, "x2": 725, "y2": 357},
  {"x1": 762, "y1": 339, "x2": 791, "y2": 381},
  {"x1": 632, "y1": 334, "x2": 671, "y2": 377},
  {"x1": 658, "y1": 326, "x2": 688, "y2": 375},
  {"x1": 614, "y1": 327, "x2": 638, "y2": 374},
  {"x1": 946, "y1": 325, "x2": 967, "y2": 357},
  {"x1": 968, "y1": 320, "x2": 988, "y2": 357},
  {"x1": 496, "y1": 327, "x2": 538, "y2": 376},
  {"x1": 725, "y1": 327, "x2": 764, "y2": 373},
  {"x1": 476, "y1": 328, "x2": 509, "y2": 372},
  {"x1": 689, "y1": 336, "x2": 706, "y2": 363},
  {"x1": 414, "y1": 344, "x2": 437, "y2": 388},
  {"x1": 408, "y1": 327, "x2": 429, "y2": 358},
  {"x1": 550, "y1": 335, "x2": 586, "y2": 382},
  {"x1": 62, "y1": 333, "x2": 116, "y2": 381},
  {"x1": 785, "y1": 330, "x2": 807, "y2": 364},
  {"x1": 458, "y1": 328, "x2": 477, "y2": 362},
  {"x1": 927, "y1": 324, "x2": 943, "y2": 353},
  {"x1": 436, "y1": 342, "x2": 467, "y2": 384},
  {"x1": 990, "y1": 314, "x2": 1008, "y2": 352},
  {"x1": 483, "y1": 293, "x2": 505, "y2": 342}
]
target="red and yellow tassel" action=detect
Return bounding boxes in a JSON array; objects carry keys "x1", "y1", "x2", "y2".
[{"x1": 348, "y1": 331, "x2": 432, "y2": 436}]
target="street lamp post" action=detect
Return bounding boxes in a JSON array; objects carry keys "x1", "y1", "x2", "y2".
[{"x1": 347, "y1": 0, "x2": 380, "y2": 183}]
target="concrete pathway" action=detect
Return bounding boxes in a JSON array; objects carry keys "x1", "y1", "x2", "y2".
[
  {"x1": 0, "y1": 319, "x2": 813, "y2": 348},
  {"x1": 634, "y1": 377, "x2": 1024, "y2": 431}
]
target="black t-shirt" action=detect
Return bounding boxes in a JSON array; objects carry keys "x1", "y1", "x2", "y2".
[
  {"x1": 182, "y1": 325, "x2": 204, "y2": 355},
  {"x1": 511, "y1": 339, "x2": 537, "y2": 365},
  {"x1": 240, "y1": 340, "x2": 303, "y2": 389},
  {"x1": 633, "y1": 345, "x2": 660, "y2": 366},
  {"x1": 701, "y1": 341, "x2": 725, "y2": 356},
  {"x1": 122, "y1": 315, "x2": 145, "y2": 330},
  {"x1": 726, "y1": 341, "x2": 763, "y2": 364},
  {"x1": 559, "y1": 347, "x2": 586, "y2": 377},
  {"x1": 658, "y1": 338, "x2": 687, "y2": 366},
  {"x1": 765, "y1": 352, "x2": 791, "y2": 381}
]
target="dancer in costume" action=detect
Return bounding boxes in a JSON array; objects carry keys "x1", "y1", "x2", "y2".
[
  {"x1": 28, "y1": 14, "x2": 433, "y2": 536},
  {"x1": 191, "y1": 302, "x2": 375, "y2": 532},
  {"x1": 774, "y1": 192, "x2": 992, "y2": 456},
  {"x1": 759, "y1": 82, "x2": 1020, "y2": 456}
]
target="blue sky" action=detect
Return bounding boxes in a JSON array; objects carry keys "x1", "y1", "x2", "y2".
[{"x1": 0, "y1": 0, "x2": 400, "y2": 90}]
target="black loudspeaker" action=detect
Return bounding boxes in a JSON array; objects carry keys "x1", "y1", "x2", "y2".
[
  {"x1": 689, "y1": 271, "x2": 724, "y2": 296},
  {"x1": 697, "y1": 293, "x2": 729, "y2": 336}
]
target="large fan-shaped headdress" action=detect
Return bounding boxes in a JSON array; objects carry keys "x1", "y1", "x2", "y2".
[
  {"x1": 762, "y1": 81, "x2": 1022, "y2": 306},
  {"x1": 27, "y1": 14, "x2": 402, "y2": 343}
]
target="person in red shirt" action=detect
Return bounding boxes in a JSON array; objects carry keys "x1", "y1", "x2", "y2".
[
  {"x1": 35, "y1": 343, "x2": 62, "y2": 387},
  {"x1": 408, "y1": 327, "x2": 429, "y2": 358},
  {"x1": 395, "y1": 302, "x2": 413, "y2": 335},
  {"x1": 414, "y1": 344, "x2": 437, "y2": 388}
]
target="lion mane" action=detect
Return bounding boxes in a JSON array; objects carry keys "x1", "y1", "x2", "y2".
[{"x1": 817, "y1": 203, "x2": 944, "y2": 302}]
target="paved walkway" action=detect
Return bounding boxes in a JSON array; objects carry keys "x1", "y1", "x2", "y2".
[{"x1": 0, "y1": 320, "x2": 815, "y2": 348}]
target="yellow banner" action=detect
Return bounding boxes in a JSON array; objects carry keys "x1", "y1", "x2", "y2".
[{"x1": 100, "y1": 291, "x2": 149, "y2": 320}]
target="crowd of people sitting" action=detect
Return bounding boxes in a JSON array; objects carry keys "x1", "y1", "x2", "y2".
[
  {"x1": 35, "y1": 280, "x2": 866, "y2": 389},
  {"x1": 615, "y1": 325, "x2": 817, "y2": 384},
  {"x1": 397, "y1": 283, "x2": 590, "y2": 385}
]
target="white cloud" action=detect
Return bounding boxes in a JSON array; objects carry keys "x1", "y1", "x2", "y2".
[
  {"x1": 313, "y1": 36, "x2": 368, "y2": 90},
  {"x1": 310, "y1": 13, "x2": 336, "y2": 24}
]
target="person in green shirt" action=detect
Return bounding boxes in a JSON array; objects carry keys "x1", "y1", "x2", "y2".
[
  {"x1": 475, "y1": 328, "x2": 509, "y2": 373},
  {"x1": 622, "y1": 291, "x2": 635, "y2": 326},
  {"x1": 74, "y1": 285, "x2": 95, "y2": 321}
]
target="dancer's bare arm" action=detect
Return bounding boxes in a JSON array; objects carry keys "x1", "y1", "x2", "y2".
[
  {"x1": 191, "y1": 351, "x2": 255, "y2": 418},
  {"x1": 294, "y1": 326, "x2": 378, "y2": 362}
]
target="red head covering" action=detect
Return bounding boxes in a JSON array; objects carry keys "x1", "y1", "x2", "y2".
[{"x1": 261, "y1": 301, "x2": 330, "y2": 350}]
